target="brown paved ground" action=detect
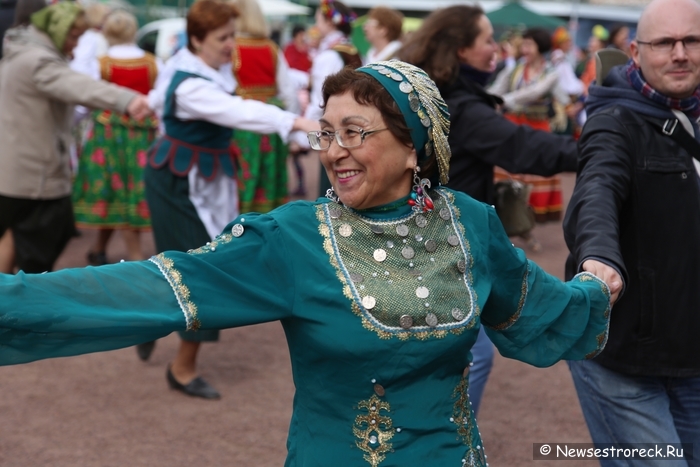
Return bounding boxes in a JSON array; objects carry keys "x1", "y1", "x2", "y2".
[{"x1": 0, "y1": 157, "x2": 599, "y2": 466}]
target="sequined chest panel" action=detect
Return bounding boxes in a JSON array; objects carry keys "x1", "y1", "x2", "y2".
[{"x1": 317, "y1": 189, "x2": 479, "y2": 340}]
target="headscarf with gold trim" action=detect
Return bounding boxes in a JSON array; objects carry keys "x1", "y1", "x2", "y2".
[
  {"x1": 357, "y1": 60, "x2": 451, "y2": 185},
  {"x1": 31, "y1": 2, "x2": 83, "y2": 52}
]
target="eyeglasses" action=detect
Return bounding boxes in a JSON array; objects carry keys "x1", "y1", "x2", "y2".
[
  {"x1": 636, "y1": 36, "x2": 700, "y2": 52},
  {"x1": 307, "y1": 126, "x2": 388, "y2": 150}
]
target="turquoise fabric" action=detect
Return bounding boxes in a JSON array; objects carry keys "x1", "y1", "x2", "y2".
[
  {"x1": 148, "y1": 71, "x2": 236, "y2": 178},
  {"x1": 0, "y1": 188, "x2": 610, "y2": 466}
]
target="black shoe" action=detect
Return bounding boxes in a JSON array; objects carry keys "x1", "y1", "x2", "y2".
[
  {"x1": 166, "y1": 366, "x2": 220, "y2": 400},
  {"x1": 136, "y1": 341, "x2": 156, "y2": 361},
  {"x1": 87, "y1": 251, "x2": 108, "y2": 266}
]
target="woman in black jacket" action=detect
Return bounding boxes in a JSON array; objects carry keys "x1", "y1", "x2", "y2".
[
  {"x1": 398, "y1": 5, "x2": 579, "y2": 414},
  {"x1": 399, "y1": 5, "x2": 577, "y2": 206}
]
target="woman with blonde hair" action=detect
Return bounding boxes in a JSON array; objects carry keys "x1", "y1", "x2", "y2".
[
  {"x1": 229, "y1": 0, "x2": 300, "y2": 212},
  {"x1": 72, "y1": 9, "x2": 161, "y2": 265}
]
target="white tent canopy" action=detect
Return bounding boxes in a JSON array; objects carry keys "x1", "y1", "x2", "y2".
[{"x1": 259, "y1": 0, "x2": 311, "y2": 16}]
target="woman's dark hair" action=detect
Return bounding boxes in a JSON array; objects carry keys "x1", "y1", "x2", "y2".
[
  {"x1": 397, "y1": 5, "x2": 484, "y2": 89},
  {"x1": 13, "y1": 0, "x2": 48, "y2": 27},
  {"x1": 187, "y1": 0, "x2": 239, "y2": 54},
  {"x1": 291, "y1": 24, "x2": 306, "y2": 38},
  {"x1": 322, "y1": 68, "x2": 437, "y2": 181},
  {"x1": 608, "y1": 23, "x2": 628, "y2": 47},
  {"x1": 522, "y1": 27, "x2": 552, "y2": 55}
]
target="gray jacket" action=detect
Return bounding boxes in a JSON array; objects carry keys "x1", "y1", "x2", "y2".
[{"x1": 0, "y1": 26, "x2": 137, "y2": 199}]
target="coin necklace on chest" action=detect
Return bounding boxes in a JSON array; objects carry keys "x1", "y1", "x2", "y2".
[{"x1": 319, "y1": 189, "x2": 478, "y2": 339}]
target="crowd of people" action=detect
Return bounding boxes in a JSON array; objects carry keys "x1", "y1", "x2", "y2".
[{"x1": 0, "y1": 0, "x2": 699, "y2": 465}]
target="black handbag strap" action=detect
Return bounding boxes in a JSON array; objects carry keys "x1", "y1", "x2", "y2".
[{"x1": 639, "y1": 114, "x2": 700, "y2": 164}]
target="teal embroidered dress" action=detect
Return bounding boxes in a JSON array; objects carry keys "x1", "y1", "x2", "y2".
[{"x1": 0, "y1": 188, "x2": 610, "y2": 467}]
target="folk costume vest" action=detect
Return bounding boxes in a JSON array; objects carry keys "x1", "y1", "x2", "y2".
[
  {"x1": 148, "y1": 71, "x2": 237, "y2": 180},
  {"x1": 96, "y1": 54, "x2": 159, "y2": 129}
]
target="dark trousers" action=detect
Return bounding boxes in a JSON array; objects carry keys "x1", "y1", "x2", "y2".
[{"x1": 0, "y1": 194, "x2": 76, "y2": 273}]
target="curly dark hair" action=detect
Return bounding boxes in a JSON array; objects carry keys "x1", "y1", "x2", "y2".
[{"x1": 522, "y1": 27, "x2": 552, "y2": 55}]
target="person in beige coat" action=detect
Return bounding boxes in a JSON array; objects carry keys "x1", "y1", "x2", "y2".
[{"x1": 0, "y1": 2, "x2": 150, "y2": 273}]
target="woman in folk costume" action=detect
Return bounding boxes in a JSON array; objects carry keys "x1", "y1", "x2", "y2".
[
  {"x1": 72, "y1": 10, "x2": 161, "y2": 265},
  {"x1": 0, "y1": 60, "x2": 613, "y2": 467},
  {"x1": 137, "y1": 0, "x2": 317, "y2": 399},
  {"x1": 230, "y1": 0, "x2": 300, "y2": 213},
  {"x1": 488, "y1": 28, "x2": 570, "y2": 250}
]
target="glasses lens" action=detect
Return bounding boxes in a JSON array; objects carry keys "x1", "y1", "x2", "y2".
[
  {"x1": 307, "y1": 131, "x2": 327, "y2": 150},
  {"x1": 684, "y1": 36, "x2": 700, "y2": 49},
  {"x1": 337, "y1": 127, "x2": 362, "y2": 149},
  {"x1": 651, "y1": 39, "x2": 674, "y2": 52}
]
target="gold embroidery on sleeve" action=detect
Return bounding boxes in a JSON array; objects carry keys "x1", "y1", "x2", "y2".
[{"x1": 149, "y1": 253, "x2": 201, "y2": 331}]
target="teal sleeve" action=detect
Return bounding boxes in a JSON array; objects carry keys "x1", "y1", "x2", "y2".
[
  {"x1": 152, "y1": 212, "x2": 295, "y2": 332},
  {"x1": 480, "y1": 208, "x2": 611, "y2": 367},
  {"x1": 0, "y1": 261, "x2": 185, "y2": 366}
]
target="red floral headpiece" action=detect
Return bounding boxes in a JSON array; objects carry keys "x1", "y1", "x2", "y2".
[{"x1": 320, "y1": 0, "x2": 357, "y2": 27}]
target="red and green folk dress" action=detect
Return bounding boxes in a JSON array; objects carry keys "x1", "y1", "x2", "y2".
[
  {"x1": 232, "y1": 37, "x2": 297, "y2": 213},
  {"x1": 72, "y1": 50, "x2": 159, "y2": 231}
]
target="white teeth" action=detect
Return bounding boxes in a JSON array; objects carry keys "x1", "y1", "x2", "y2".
[{"x1": 337, "y1": 170, "x2": 360, "y2": 179}]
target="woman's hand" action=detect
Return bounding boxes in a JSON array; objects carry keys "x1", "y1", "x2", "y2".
[
  {"x1": 582, "y1": 259, "x2": 623, "y2": 305},
  {"x1": 292, "y1": 117, "x2": 320, "y2": 134},
  {"x1": 126, "y1": 95, "x2": 153, "y2": 121}
]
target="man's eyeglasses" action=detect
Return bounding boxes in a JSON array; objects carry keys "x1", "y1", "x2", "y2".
[
  {"x1": 636, "y1": 36, "x2": 700, "y2": 52},
  {"x1": 307, "y1": 126, "x2": 388, "y2": 150}
]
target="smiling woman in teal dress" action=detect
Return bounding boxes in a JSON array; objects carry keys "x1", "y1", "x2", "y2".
[{"x1": 0, "y1": 60, "x2": 612, "y2": 467}]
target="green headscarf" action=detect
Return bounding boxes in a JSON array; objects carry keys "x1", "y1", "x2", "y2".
[
  {"x1": 31, "y1": 2, "x2": 84, "y2": 52},
  {"x1": 357, "y1": 60, "x2": 452, "y2": 185}
]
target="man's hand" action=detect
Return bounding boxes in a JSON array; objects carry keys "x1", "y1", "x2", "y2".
[
  {"x1": 126, "y1": 95, "x2": 152, "y2": 121},
  {"x1": 582, "y1": 259, "x2": 623, "y2": 305}
]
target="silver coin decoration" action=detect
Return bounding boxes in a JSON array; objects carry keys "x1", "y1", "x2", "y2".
[
  {"x1": 421, "y1": 117, "x2": 431, "y2": 128},
  {"x1": 390, "y1": 72, "x2": 403, "y2": 81},
  {"x1": 386, "y1": 240, "x2": 395, "y2": 249},
  {"x1": 396, "y1": 224, "x2": 409, "y2": 237},
  {"x1": 416, "y1": 286, "x2": 430, "y2": 299},
  {"x1": 339, "y1": 224, "x2": 353, "y2": 237},
  {"x1": 457, "y1": 259, "x2": 466, "y2": 273},
  {"x1": 452, "y1": 308, "x2": 465, "y2": 320},
  {"x1": 401, "y1": 246, "x2": 415, "y2": 260},
  {"x1": 426, "y1": 313, "x2": 438, "y2": 327},
  {"x1": 425, "y1": 239, "x2": 437, "y2": 253},
  {"x1": 439, "y1": 208, "x2": 451, "y2": 220},
  {"x1": 231, "y1": 224, "x2": 245, "y2": 237},
  {"x1": 350, "y1": 273, "x2": 364, "y2": 283},
  {"x1": 415, "y1": 215, "x2": 428, "y2": 228},
  {"x1": 399, "y1": 315, "x2": 413, "y2": 329},
  {"x1": 373, "y1": 249, "x2": 387, "y2": 262},
  {"x1": 362, "y1": 296, "x2": 377, "y2": 310},
  {"x1": 414, "y1": 234, "x2": 423, "y2": 242},
  {"x1": 447, "y1": 235, "x2": 460, "y2": 246},
  {"x1": 329, "y1": 208, "x2": 342, "y2": 219},
  {"x1": 409, "y1": 95, "x2": 420, "y2": 112},
  {"x1": 399, "y1": 81, "x2": 413, "y2": 93},
  {"x1": 370, "y1": 224, "x2": 385, "y2": 235}
]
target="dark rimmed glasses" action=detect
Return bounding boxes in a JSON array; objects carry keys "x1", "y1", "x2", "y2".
[
  {"x1": 636, "y1": 36, "x2": 700, "y2": 52},
  {"x1": 307, "y1": 126, "x2": 388, "y2": 150}
]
